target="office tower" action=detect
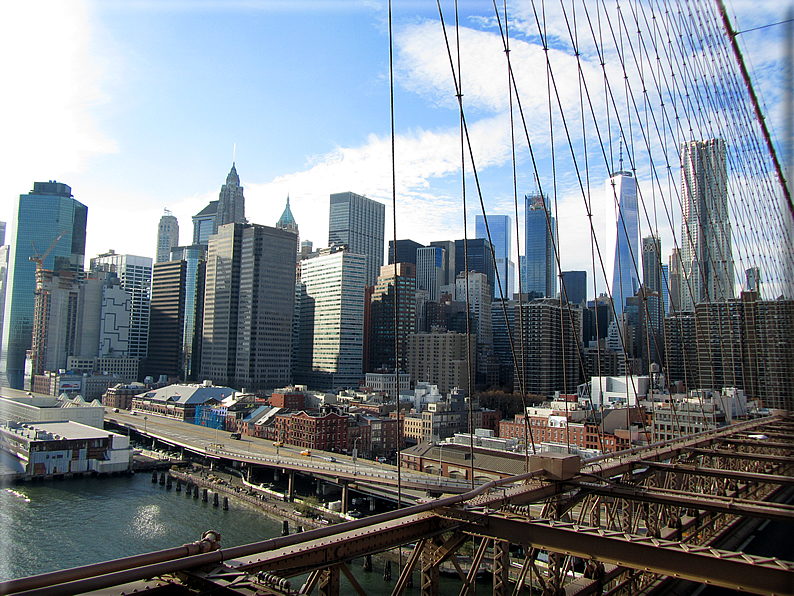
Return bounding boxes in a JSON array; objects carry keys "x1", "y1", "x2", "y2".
[
  {"x1": 146, "y1": 260, "x2": 186, "y2": 381},
  {"x1": 668, "y1": 248, "x2": 682, "y2": 313},
  {"x1": 661, "y1": 264, "x2": 670, "y2": 313},
  {"x1": 28, "y1": 270, "x2": 102, "y2": 377},
  {"x1": 201, "y1": 223, "x2": 295, "y2": 390},
  {"x1": 367, "y1": 263, "x2": 416, "y2": 373},
  {"x1": 514, "y1": 298, "x2": 582, "y2": 397},
  {"x1": 642, "y1": 235, "x2": 665, "y2": 366},
  {"x1": 295, "y1": 247, "x2": 366, "y2": 390},
  {"x1": 0, "y1": 222, "x2": 5, "y2": 245},
  {"x1": 491, "y1": 298, "x2": 518, "y2": 389},
  {"x1": 455, "y1": 271, "x2": 493, "y2": 348},
  {"x1": 680, "y1": 138, "x2": 733, "y2": 310},
  {"x1": 454, "y1": 238, "x2": 495, "y2": 299},
  {"x1": 406, "y1": 331, "x2": 476, "y2": 395},
  {"x1": 388, "y1": 239, "x2": 424, "y2": 265},
  {"x1": 560, "y1": 271, "x2": 587, "y2": 306},
  {"x1": 475, "y1": 214, "x2": 514, "y2": 300},
  {"x1": 215, "y1": 163, "x2": 246, "y2": 234},
  {"x1": 97, "y1": 271, "x2": 131, "y2": 357},
  {"x1": 170, "y1": 244, "x2": 205, "y2": 381},
  {"x1": 328, "y1": 192, "x2": 385, "y2": 287},
  {"x1": 276, "y1": 195, "x2": 299, "y2": 257},
  {"x1": 90, "y1": 251, "x2": 153, "y2": 362},
  {"x1": 607, "y1": 168, "x2": 640, "y2": 317},
  {"x1": 524, "y1": 193, "x2": 557, "y2": 298},
  {"x1": 416, "y1": 246, "x2": 444, "y2": 302},
  {"x1": 192, "y1": 201, "x2": 218, "y2": 249},
  {"x1": 1, "y1": 182, "x2": 87, "y2": 389},
  {"x1": 430, "y1": 240, "x2": 457, "y2": 288},
  {"x1": 746, "y1": 266, "x2": 761, "y2": 293},
  {"x1": 156, "y1": 209, "x2": 179, "y2": 264}
]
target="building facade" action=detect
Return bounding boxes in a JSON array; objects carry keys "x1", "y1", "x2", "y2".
[
  {"x1": 146, "y1": 260, "x2": 186, "y2": 382},
  {"x1": 200, "y1": 223, "x2": 296, "y2": 391},
  {"x1": 679, "y1": 139, "x2": 733, "y2": 310},
  {"x1": 295, "y1": 248, "x2": 366, "y2": 390},
  {"x1": 475, "y1": 214, "x2": 514, "y2": 300},
  {"x1": 367, "y1": 263, "x2": 416, "y2": 373},
  {"x1": 1, "y1": 182, "x2": 87, "y2": 389},
  {"x1": 328, "y1": 192, "x2": 385, "y2": 287},
  {"x1": 607, "y1": 170, "x2": 640, "y2": 318},
  {"x1": 156, "y1": 209, "x2": 179, "y2": 264},
  {"x1": 524, "y1": 193, "x2": 556, "y2": 298},
  {"x1": 90, "y1": 252, "x2": 153, "y2": 364},
  {"x1": 406, "y1": 332, "x2": 476, "y2": 395}
]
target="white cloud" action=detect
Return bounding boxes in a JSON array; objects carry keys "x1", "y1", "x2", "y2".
[{"x1": 0, "y1": 1, "x2": 116, "y2": 227}]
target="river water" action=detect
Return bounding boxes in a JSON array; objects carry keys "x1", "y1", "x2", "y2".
[{"x1": 0, "y1": 472, "x2": 471, "y2": 594}]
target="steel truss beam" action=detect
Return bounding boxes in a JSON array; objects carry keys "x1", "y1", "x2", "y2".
[
  {"x1": 568, "y1": 482, "x2": 794, "y2": 523},
  {"x1": 637, "y1": 460, "x2": 794, "y2": 486},
  {"x1": 684, "y1": 448, "x2": 794, "y2": 463},
  {"x1": 227, "y1": 514, "x2": 459, "y2": 578},
  {"x1": 436, "y1": 509, "x2": 794, "y2": 595}
]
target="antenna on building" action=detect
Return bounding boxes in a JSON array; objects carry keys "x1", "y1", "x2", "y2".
[
  {"x1": 233, "y1": 143, "x2": 236, "y2": 164},
  {"x1": 619, "y1": 138, "x2": 624, "y2": 171}
]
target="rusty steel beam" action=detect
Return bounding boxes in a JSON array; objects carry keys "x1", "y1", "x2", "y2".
[
  {"x1": 437, "y1": 510, "x2": 794, "y2": 595},
  {"x1": 636, "y1": 461, "x2": 794, "y2": 486},
  {"x1": 718, "y1": 438, "x2": 794, "y2": 450},
  {"x1": 228, "y1": 513, "x2": 458, "y2": 578},
  {"x1": 569, "y1": 482, "x2": 794, "y2": 523}
]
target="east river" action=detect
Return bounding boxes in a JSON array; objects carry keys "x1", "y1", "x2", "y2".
[{"x1": 0, "y1": 472, "x2": 472, "y2": 594}]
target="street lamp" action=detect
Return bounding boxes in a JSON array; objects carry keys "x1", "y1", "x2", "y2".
[{"x1": 144, "y1": 416, "x2": 148, "y2": 434}]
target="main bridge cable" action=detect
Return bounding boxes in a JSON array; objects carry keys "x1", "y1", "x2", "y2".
[{"x1": 718, "y1": 0, "x2": 794, "y2": 221}]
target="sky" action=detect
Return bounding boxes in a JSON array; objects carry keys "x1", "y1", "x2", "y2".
[{"x1": 1, "y1": 0, "x2": 789, "y2": 300}]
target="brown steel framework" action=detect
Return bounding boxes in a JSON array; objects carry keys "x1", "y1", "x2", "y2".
[{"x1": 1, "y1": 415, "x2": 792, "y2": 596}]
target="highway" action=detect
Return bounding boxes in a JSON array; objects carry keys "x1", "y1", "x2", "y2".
[{"x1": 105, "y1": 408, "x2": 476, "y2": 495}]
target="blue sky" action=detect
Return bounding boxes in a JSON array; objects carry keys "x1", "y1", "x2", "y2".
[{"x1": 1, "y1": 0, "x2": 789, "y2": 299}]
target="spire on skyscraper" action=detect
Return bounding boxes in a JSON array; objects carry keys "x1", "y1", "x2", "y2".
[
  {"x1": 215, "y1": 163, "x2": 246, "y2": 234},
  {"x1": 277, "y1": 195, "x2": 298, "y2": 231}
]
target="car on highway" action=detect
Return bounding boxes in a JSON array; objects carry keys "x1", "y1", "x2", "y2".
[
  {"x1": 300, "y1": 449, "x2": 311, "y2": 456},
  {"x1": 273, "y1": 441, "x2": 284, "y2": 447},
  {"x1": 230, "y1": 433, "x2": 242, "y2": 440}
]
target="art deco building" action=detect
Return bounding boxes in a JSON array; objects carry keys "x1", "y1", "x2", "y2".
[{"x1": 156, "y1": 209, "x2": 179, "y2": 264}]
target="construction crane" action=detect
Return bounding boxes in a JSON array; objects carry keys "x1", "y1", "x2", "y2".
[{"x1": 29, "y1": 230, "x2": 68, "y2": 271}]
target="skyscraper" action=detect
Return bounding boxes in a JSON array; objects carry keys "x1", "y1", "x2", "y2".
[
  {"x1": 475, "y1": 214, "x2": 514, "y2": 300},
  {"x1": 90, "y1": 252, "x2": 153, "y2": 363},
  {"x1": 192, "y1": 201, "x2": 218, "y2": 249},
  {"x1": 560, "y1": 270, "x2": 587, "y2": 306},
  {"x1": 295, "y1": 247, "x2": 366, "y2": 390},
  {"x1": 156, "y1": 209, "x2": 179, "y2": 264},
  {"x1": 388, "y1": 239, "x2": 424, "y2": 266},
  {"x1": 524, "y1": 193, "x2": 557, "y2": 298},
  {"x1": 215, "y1": 163, "x2": 246, "y2": 234},
  {"x1": 367, "y1": 263, "x2": 416, "y2": 373},
  {"x1": 607, "y1": 169, "x2": 640, "y2": 317},
  {"x1": 328, "y1": 192, "x2": 385, "y2": 287},
  {"x1": 1, "y1": 182, "x2": 87, "y2": 389},
  {"x1": 201, "y1": 223, "x2": 296, "y2": 390},
  {"x1": 276, "y1": 195, "x2": 299, "y2": 258},
  {"x1": 454, "y1": 238, "x2": 495, "y2": 299},
  {"x1": 146, "y1": 260, "x2": 186, "y2": 381},
  {"x1": 169, "y1": 244, "x2": 205, "y2": 381},
  {"x1": 679, "y1": 139, "x2": 733, "y2": 310},
  {"x1": 416, "y1": 246, "x2": 444, "y2": 303}
]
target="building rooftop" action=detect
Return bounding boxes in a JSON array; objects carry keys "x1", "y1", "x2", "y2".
[{"x1": 5, "y1": 420, "x2": 116, "y2": 441}]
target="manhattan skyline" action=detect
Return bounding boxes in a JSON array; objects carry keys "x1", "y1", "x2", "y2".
[{"x1": 1, "y1": 1, "x2": 789, "y2": 302}]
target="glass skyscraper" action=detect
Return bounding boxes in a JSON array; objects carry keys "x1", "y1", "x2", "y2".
[
  {"x1": 524, "y1": 193, "x2": 557, "y2": 298},
  {"x1": 475, "y1": 214, "x2": 514, "y2": 300},
  {"x1": 0, "y1": 182, "x2": 87, "y2": 389},
  {"x1": 607, "y1": 170, "x2": 640, "y2": 317}
]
